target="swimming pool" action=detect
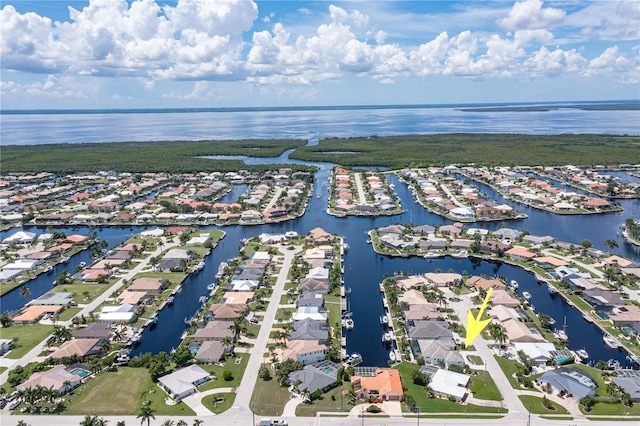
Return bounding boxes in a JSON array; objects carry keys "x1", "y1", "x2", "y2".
[
  {"x1": 597, "y1": 312, "x2": 609, "y2": 320},
  {"x1": 70, "y1": 368, "x2": 89, "y2": 377}
]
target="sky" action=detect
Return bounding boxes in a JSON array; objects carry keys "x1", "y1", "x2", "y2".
[{"x1": 1, "y1": 0, "x2": 639, "y2": 109}]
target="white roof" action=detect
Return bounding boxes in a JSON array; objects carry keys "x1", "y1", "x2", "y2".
[
  {"x1": 158, "y1": 365, "x2": 210, "y2": 397},
  {"x1": 513, "y1": 342, "x2": 557, "y2": 360},
  {"x1": 3, "y1": 231, "x2": 36, "y2": 243},
  {"x1": 430, "y1": 369, "x2": 470, "y2": 399},
  {"x1": 141, "y1": 228, "x2": 164, "y2": 237},
  {"x1": 252, "y1": 251, "x2": 271, "y2": 260}
]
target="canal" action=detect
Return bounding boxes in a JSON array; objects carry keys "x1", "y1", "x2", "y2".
[{"x1": 1, "y1": 152, "x2": 638, "y2": 368}]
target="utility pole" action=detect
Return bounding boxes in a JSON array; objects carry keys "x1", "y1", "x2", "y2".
[
  {"x1": 251, "y1": 401, "x2": 255, "y2": 426},
  {"x1": 417, "y1": 406, "x2": 420, "y2": 426}
]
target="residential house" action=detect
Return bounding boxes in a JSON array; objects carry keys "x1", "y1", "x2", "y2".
[
  {"x1": 158, "y1": 365, "x2": 212, "y2": 401},
  {"x1": 429, "y1": 368, "x2": 470, "y2": 402},
  {"x1": 18, "y1": 365, "x2": 83, "y2": 395},
  {"x1": 49, "y1": 338, "x2": 104, "y2": 360},
  {"x1": 351, "y1": 369, "x2": 403, "y2": 401},
  {"x1": 288, "y1": 362, "x2": 339, "y2": 394},
  {"x1": 281, "y1": 340, "x2": 328, "y2": 365},
  {"x1": 536, "y1": 367, "x2": 597, "y2": 399}
]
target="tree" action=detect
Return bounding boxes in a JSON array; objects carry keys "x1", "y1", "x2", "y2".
[
  {"x1": 192, "y1": 420, "x2": 203, "y2": 426},
  {"x1": 580, "y1": 239, "x2": 592, "y2": 249},
  {"x1": 170, "y1": 345, "x2": 193, "y2": 367},
  {"x1": 19, "y1": 285, "x2": 31, "y2": 298},
  {"x1": 0, "y1": 313, "x2": 12, "y2": 327},
  {"x1": 136, "y1": 403, "x2": 155, "y2": 426},
  {"x1": 258, "y1": 364, "x2": 272, "y2": 381},
  {"x1": 161, "y1": 421, "x2": 175, "y2": 426},
  {"x1": 604, "y1": 239, "x2": 618, "y2": 250}
]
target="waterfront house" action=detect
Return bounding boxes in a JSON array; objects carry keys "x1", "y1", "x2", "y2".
[
  {"x1": 127, "y1": 277, "x2": 168, "y2": 294},
  {"x1": 50, "y1": 338, "x2": 104, "y2": 360},
  {"x1": 292, "y1": 307, "x2": 328, "y2": 327},
  {"x1": 297, "y1": 292, "x2": 324, "y2": 308},
  {"x1": 490, "y1": 289, "x2": 520, "y2": 308},
  {"x1": 13, "y1": 305, "x2": 64, "y2": 324},
  {"x1": 298, "y1": 277, "x2": 330, "y2": 294},
  {"x1": 581, "y1": 289, "x2": 624, "y2": 309},
  {"x1": 466, "y1": 276, "x2": 505, "y2": 291},
  {"x1": 536, "y1": 367, "x2": 597, "y2": 399},
  {"x1": 502, "y1": 318, "x2": 546, "y2": 343},
  {"x1": 192, "y1": 320, "x2": 235, "y2": 342},
  {"x1": 611, "y1": 377, "x2": 640, "y2": 403},
  {"x1": 205, "y1": 303, "x2": 247, "y2": 321},
  {"x1": 415, "y1": 339, "x2": 464, "y2": 368},
  {"x1": 73, "y1": 322, "x2": 113, "y2": 340},
  {"x1": 513, "y1": 342, "x2": 557, "y2": 366},
  {"x1": 18, "y1": 365, "x2": 82, "y2": 395},
  {"x1": 289, "y1": 318, "x2": 328, "y2": 343},
  {"x1": 351, "y1": 368, "x2": 403, "y2": 402},
  {"x1": 30, "y1": 292, "x2": 73, "y2": 306},
  {"x1": 288, "y1": 362, "x2": 338, "y2": 395},
  {"x1": 505, "y1": 246, "x2": 536, "y2": 261},
  {"x1": 281, "y1": 340, "x2": 328, "y2": 365},
  {"x1": 158, "y1": 364, "x2": 212, "y2": 401},
  {"x1": 194, "y1": 340, "x2": 229, "y2": 363},
  {"x1": 607, "y1": 305, "x2": 640, "y2": 327},
  {"x1": 306, "y1": 227, "x2": 334, "y2": 244}
]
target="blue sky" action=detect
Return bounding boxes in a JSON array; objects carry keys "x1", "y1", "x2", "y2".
[{"x1": 1, "y1": 0, "x2": 638, "y2": 109}]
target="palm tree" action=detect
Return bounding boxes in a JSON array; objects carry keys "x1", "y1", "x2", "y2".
[
  {"x1": 161, "y1": 421, "x2": 175, "y2": 426},
  {"x1": 176, "y1": 421, "x2": 188, "y2": 426},
  {"x1": 221, "y1": 335, "x2": 233, "y2": 351},
  {"x1": 604, "y1": 239, "x2": 618, "y2": 250},
  {"x1": 192, "y1": 420, "x2": 204, "y2": 426},
  {"x1": 80, "y1": 415, "x2": 97, "y2": 426},
  {"x1": 137, "y1": 403, "x2": 155, "y2": 426},
  {"x1": 19, "y1": 285, "x2": 31, "y2": 298}
]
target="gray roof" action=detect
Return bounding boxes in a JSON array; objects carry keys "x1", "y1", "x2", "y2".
[
  {"x1": 611, "y1": 377, "x2": 640, "y2": 402},
  {"x1": 413, "y1": 225, "x2": 435, "y2": 234},
  {"x1": 288, "y1": 362, "x2": 338, "y2": 394},
  {"x1": 30, "y1": 292, "x2": 73, "y2": 306},
  {"x1": 290, "y1": 318, "x2": 328, "y2": 341},
  {"x1": 194, "y1": 340, "x2": 226, "y2": 363},
  {"x1": 537, "y1": 369, "x2": 597, "y2": 398},
  {"x1": 493, "y1": 228, "x2": 522, "y2": 240},
  {"x1": 408, "y1": 320, "x2": 452, "y2": 340},
  {"x1": 74, "y1": 322, "x2": 112, "y2": 339}
]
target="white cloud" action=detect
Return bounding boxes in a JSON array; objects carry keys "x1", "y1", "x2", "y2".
[
  {"x1": 0, "y1": 75, "x2": 88, "y2": 99},
  {"x1": 498, "y1": 0, "x2": 565, "y2": 30}
]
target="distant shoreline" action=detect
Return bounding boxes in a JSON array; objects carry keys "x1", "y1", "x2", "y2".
[{"x1": 1, "y1": 99, "x2": 638, "y2": 115}]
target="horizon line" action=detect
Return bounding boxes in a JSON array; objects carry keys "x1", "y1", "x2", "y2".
[{"x1": 2, "y1": 99, "x2": 639, "y2": 114}]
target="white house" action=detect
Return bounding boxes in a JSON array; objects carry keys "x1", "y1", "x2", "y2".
[
  {"x1": 158, "y1": 364, "x2": 212, "y2": 401},
  {"x1": 429, "y1": 368, "x2": 470, "y2": 402}
]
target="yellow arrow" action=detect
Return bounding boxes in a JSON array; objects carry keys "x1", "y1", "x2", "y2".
[{"x1": 465, "y1": 287, "x2": 493, "y2": 347}]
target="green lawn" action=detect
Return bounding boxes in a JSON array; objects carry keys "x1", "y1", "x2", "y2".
[
  {"x1": 1, "y1": 323, "x2": 53, "y2": 359},
  {"x1": 469, "y1": 371, "x2": 502, "y2": 401},
  {"x1": 64, "y1": 366, "x2": 195, "y2": 415},
  {"x1": 198, "y1": 354, "x2": 248, "y2": 390},
  {"x1": 394, "y1": 362, "x2": 506, "y2": 414},
  {"x1": 57, "y1": 307, "x2": 82, "y2": 321},
  {"x1": 295, "y1": 383, "x2": 355, "y2": 416},
  {"x1": 467, "y1": 355, "x2": 483, "y2": 365},
  {"x1": 251, "y1": 376, "x2": 291, "y2": 416},
  {"x1": 55, "y1": 283, "x2": 111, "y2": 303},
  {"x1": 493, "y1": 355, "x2": 538, "y2": 392},
  {"x1": 518, "y1": 395, "x2": 569, "y2": 414},
  {"x1": 582, "y1": 401, "x2": 640, "y2": 416},
  {"x1": 202, "y1": 392, "x2": 236, "y2": 414}
]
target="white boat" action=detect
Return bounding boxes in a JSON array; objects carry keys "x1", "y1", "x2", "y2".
[
  {"x1": 207, "y1": 283, "x2": 216, "y2": 291},
  {"x1": 344, "y1": 318, "x2": 354, "y2": 330},
  {"x1": 555, "y1": 330, "x2": 568, "y2": 341},
  {"x1": 44, "y1": 266, "x2": 53, "y2": 273},
  {"x1": 215, "y1": 262, "x2": 227, "y2": 278},
  {"x1": 548, "y1": 317, "x2": 556, "y2": 326},
  {"x1": 166, "y1": 296, "x2": 174, "y2": 305},
  {"x1": 79, "y1": 261, "x2": 86, "y2": 267},
  {"x1": 389, "y1": 351, "x2": 396, "y2": 362},
  {"x1": 510, "y1": 280, "x2": 519, "y2": 289},
  {"x1": 603, "y1": 334, "x2": 621, "y2": 349},
  {"x1": 194, "y1": 260, "x2": 205, "y2": 271},
  {"x1": 451, "y1": 251, "x2": 468, "y2": 259},
  {"x1": 529, "y1": 304, "x2": 535, "y2": 312},
  {"x1": 583, "y1": 313, "x2": 593, "y2": 323},
  {"x1": 380, "y1": 315, "x2": 389, "y2": 324},
  {"x1": 345, "y1": 353, "x2": 362, "y2": 366},
  {"x1": 548, "y1": 285, "x2": 558, "y2": 294},
  {"x1": 522, "y1": 291, "x2": 532, "y2": 300},
  {"x1": 575, "y1": 349, "x2": 589, "y2": 361},
  {"x1": 424, "y1": 252, "x2": 443, "y2": 259},
  {"x1": 382, "y1": 332, "x2": 392, "y2": 343}
]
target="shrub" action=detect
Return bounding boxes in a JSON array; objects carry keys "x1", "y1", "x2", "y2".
[
  {"x1": 367, "y1": 405, "x2": 381, "y2": 413},
  {"x1": 223, "y1": 370, "x2": 233, "y2": 381}
]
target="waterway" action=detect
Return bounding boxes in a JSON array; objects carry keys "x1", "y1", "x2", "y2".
[{"x1": 1, "y1": 149, "x2": 638, "y2": 368}]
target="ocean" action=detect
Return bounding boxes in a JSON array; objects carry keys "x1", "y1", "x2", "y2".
[{"x1": 1, "y1": 101, "x2": 639, "y2": 145}]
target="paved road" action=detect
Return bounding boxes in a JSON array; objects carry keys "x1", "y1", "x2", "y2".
[
  {"x1": 353, "y1": 173, "x2": 367, "y2": 205},
  {"x1": 181, "y1": 245, "x2": 301, "y2": 420},
  {"x1": 0, "y1": 237, "x2": 180, "y2": 386},
  {"x1": 446, "y1": 290, "x2": 529, "y2": 424}
]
